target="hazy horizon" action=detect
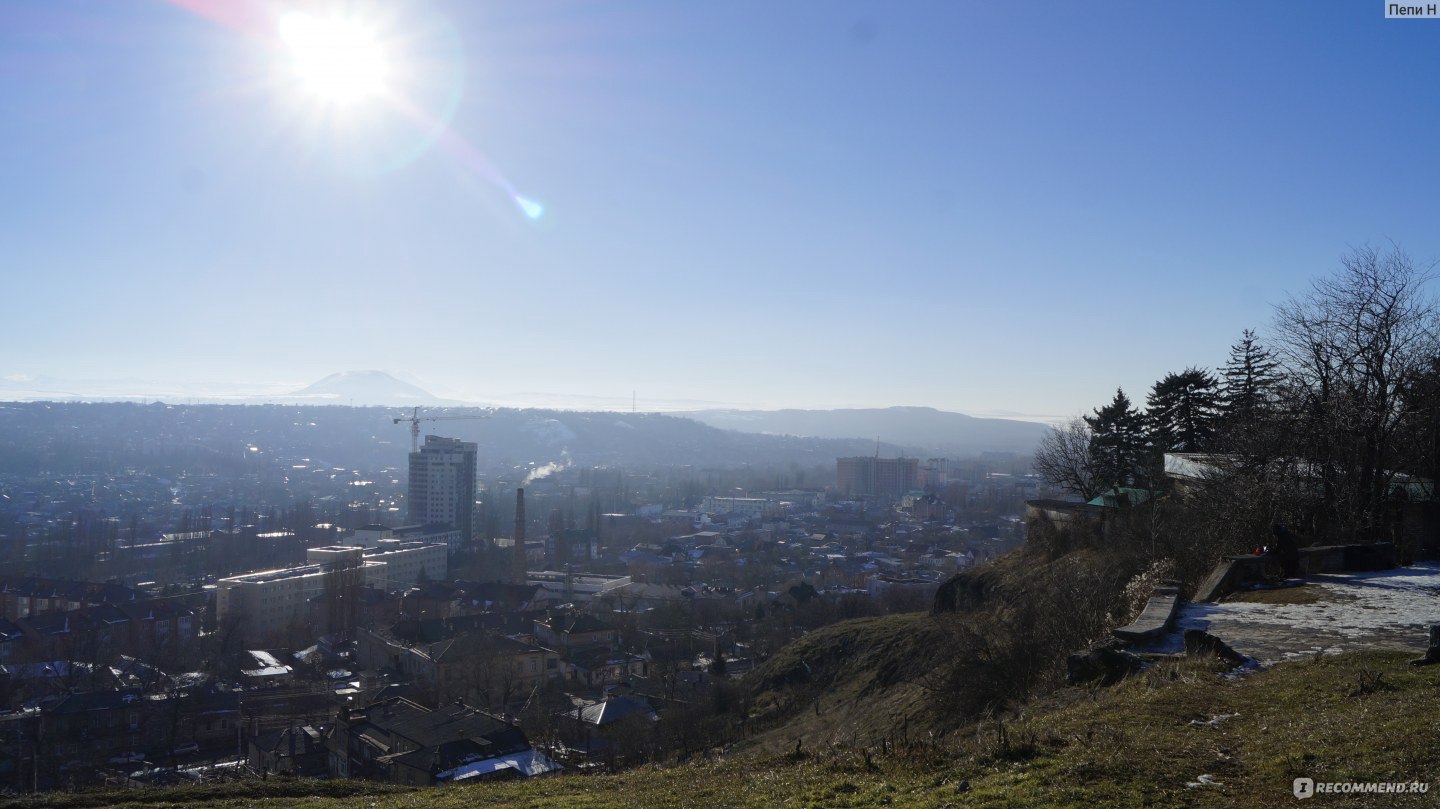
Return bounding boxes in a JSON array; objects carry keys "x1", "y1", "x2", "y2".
[
  {"x1": 0, "y1": 368, "x2": 1067, "y2": 422},
  {"x1": 5, "y1": 2, "x2": 1439, "y2": 420}
]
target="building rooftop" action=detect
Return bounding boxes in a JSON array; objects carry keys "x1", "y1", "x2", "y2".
[
  {"x1": 219, "y1": 561, "x2": 383, "y2": 585},
  {"x1": 363, "y1": 541, "x2": 446, "y2": 557}
]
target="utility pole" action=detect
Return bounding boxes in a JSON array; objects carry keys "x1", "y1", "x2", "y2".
[
  {"x1": 236, "y1": 689, "x2": 244, "y2": 760},
  {"x1": 33, "y1": 712, "x2": 40, "y2": 794}
]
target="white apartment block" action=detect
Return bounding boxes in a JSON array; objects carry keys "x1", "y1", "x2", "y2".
[
  {"x1": 347, "y1": 540, "x2": 448, "y2": 589},
  {"x1": 214, "y1": 557, "x2": 382, "y2": 639},
  {"x1": 216, "y1": 542, "x2": 447, "y2": 639}
]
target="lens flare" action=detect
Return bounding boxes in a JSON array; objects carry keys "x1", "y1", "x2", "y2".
[{"x1": 516, "y1": 196, "x2": 545, "y2": 221}]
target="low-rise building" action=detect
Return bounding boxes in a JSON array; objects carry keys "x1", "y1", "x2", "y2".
[
  {"x1": 699, "y1": 496, "x2": 773, "y2": 519},
  {"x1": 525, "y1": 571, "x2": 630, "y2": 604},
  {"x1": 328, "y1": 697, "x2": 558, "y2": 785},
  {"x1": 356, "y1": 625, "x2": 561, "y2": 709},
  {"x1": 0, "y1": 577, "x2": 139, "y2": 621},
  {"x1": 248, "y1": 724, "x2": 328, "y2": 778},
  {"x1": 534, "y1": 611, "x2": 617, "y2": 651}
]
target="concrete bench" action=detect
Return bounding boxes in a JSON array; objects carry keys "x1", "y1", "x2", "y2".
[
  {"x1": 1112, "y1": 585, "x2": 1180, "y2": 643},
  {"x1": 1193, "y1": 555, "x2": 1267, "y2": 603}
]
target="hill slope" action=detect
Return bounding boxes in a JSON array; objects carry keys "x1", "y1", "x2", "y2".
[{"x1": 11, "y1": 651, "x2": 1436, "y2": 808}]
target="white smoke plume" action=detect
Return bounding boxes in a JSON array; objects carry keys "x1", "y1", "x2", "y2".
[{"x1": 522, "y1": 450, "x2": 571, "y2": 486}]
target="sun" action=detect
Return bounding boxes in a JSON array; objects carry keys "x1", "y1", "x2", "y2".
[{"x1": 278, "y1": 10, "x2": 391, "y2": 107}]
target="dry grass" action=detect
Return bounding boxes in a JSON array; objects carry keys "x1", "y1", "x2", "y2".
[{"x1": 9, "y1": 650, "x2": 1438, "y2": 809}]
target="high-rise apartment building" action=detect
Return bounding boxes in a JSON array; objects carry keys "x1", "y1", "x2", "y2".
[
  {"x1": 836, "y1": 456, "x2": 920, "y2": 499},
  {"x1": 408, "y1": 435, "x2": 477, "y2": 543}
]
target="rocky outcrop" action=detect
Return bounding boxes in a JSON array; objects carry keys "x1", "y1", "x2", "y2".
[
  {"x1": 1183, "y1": 630, "x2": 1249, "y2": 669},
  {"x1": 1066, "y1": 640, "x2": 1144, "y2": 685}
]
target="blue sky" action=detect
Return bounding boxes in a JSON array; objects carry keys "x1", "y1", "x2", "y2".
[{"x1": 3, "y1": 1, "x2": 1439, "y2": 419}]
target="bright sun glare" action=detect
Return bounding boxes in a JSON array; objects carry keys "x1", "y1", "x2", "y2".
[{"x1": 279, "y1": 11, "x2": 390, "y2": 107}]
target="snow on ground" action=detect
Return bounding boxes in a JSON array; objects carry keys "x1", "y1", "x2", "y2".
[
  {"x1": 1144, "y1": 563, "x2": 1440, "y2": 663},
  {"x1": 522, "y1": 417, "x2": 578, "y2": 446}
]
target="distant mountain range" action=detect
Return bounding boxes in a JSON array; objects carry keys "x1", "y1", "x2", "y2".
[
  {"x1": 0, "y1": 371, "x2": 1048, "y2": 459},
  {"x1": 684, "y1": 406, "x2": 1049, "y2": 457},
  {"x1": 0, "y1": 401, "x2": 914, "y2": 475},
  {"x1": 272, "y1": 377, "x2": 1051, "y2": 457}
]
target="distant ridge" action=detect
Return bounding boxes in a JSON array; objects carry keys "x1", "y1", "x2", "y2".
[
  {"x1": 683, "y1": 406, "x2": 1048, "y2": 456},
  {"x1": 0, "y1": 401, "x2": 911, "y2": 472}
]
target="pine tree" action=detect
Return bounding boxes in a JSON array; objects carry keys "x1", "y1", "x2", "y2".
[
  {"x1": 1219, "y1": 329, "x2": 1280, "y2": 427},
  {"x1": 1084, "y1": 388, "x2": 1150, "y2": 491},
  {"x1": 1146, "y1": 367, "x2": 1220, "y2": 453}
]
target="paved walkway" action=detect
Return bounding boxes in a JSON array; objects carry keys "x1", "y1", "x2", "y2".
[{"x1": 1137, "y1": 562, "x2": 1440, "y2": 663}]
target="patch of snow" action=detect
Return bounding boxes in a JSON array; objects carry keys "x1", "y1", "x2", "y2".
[
  {"x1": 1173, "y1": 563, "x2": 1440, "y2": 663},
  {"x1": 1188, "y1": 713, "x2": 1239, "y2": 728},
  {"x1": 437, "y1": 747, "x2": 561, "y2": 781},
  {"x1": 523, "y1": 418, "x2": 577, "y2": 446}
]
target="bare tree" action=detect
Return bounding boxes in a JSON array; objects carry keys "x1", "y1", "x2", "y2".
[
  {"x1": 1032, "y1": 417, "x2": 1100, "y2": 501},
  {"x1": 1271, "y1": 244, "x2": 1438, "y2": 542}
]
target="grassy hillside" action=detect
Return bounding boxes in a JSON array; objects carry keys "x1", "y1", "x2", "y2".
[
  {"x1": 7, "y1": 651, "x2": 1437, "y2": 808},
  {"x1": 744, "y1": 612, "x2": 950, "y2": 752},
  {"x1": 737, "y1": 546, "x2": 1146, "y2": 753}
]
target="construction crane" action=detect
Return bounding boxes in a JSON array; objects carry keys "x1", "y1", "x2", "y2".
[{"x1": 393, "y1": 406, "x2": 492, "y2": 452}]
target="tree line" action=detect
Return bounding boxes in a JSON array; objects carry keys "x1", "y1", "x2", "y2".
[{"x1": 1035, "y1": 244, "x2": 1440, "y2": 550}]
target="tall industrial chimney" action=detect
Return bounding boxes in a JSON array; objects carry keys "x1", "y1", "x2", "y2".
[{"x1": 512, "y1": 488, "x2": 527, "y2": 584}]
